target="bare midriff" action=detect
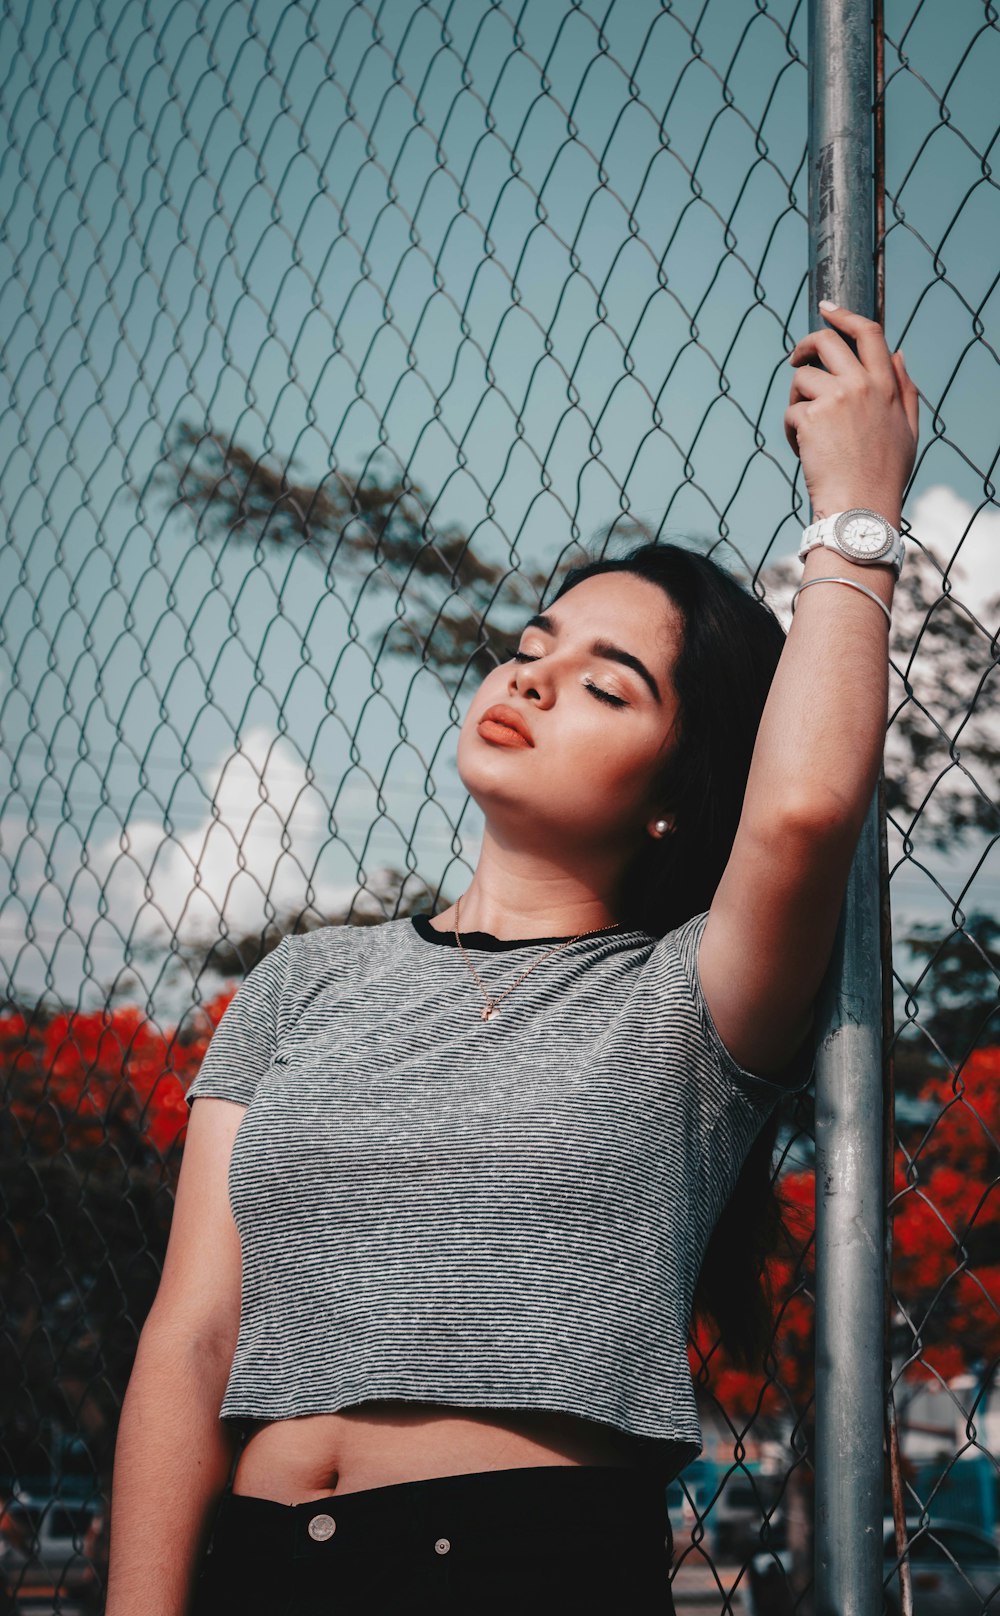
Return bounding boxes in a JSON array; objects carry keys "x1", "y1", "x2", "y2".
[{"x1": 230, "y1": 1401, "x2": 683, "y2": 1504}]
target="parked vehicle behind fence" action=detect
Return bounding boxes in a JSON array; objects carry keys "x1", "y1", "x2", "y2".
[{"x1": 0, "y1": 1494, "x2": 102, "y2": 1611}]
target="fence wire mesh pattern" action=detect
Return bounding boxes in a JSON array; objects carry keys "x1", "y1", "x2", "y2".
[
  {"x1": 878, "y1": 4, "x2": 1000, "y2": 1613},
  {"x1": 0, "y1": 0, "x2": 996, "y2": 1611}
]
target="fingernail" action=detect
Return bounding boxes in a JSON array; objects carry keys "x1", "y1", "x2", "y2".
[{"x1": 818, "y1": 298, "x2": 839, "y2": 311}]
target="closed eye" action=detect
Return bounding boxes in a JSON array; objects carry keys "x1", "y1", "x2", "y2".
[{"x1": 508, "y1": 649, "x2": 628, "y2": 708}]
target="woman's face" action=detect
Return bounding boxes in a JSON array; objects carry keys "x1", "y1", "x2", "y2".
[{"x1": 456, "y1": 571, "x2": 683, "y2": 853}]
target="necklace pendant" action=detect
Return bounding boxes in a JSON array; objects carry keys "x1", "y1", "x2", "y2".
[{"x1": 481, "y1": 1002, "x2": 499, "y2": 1021}]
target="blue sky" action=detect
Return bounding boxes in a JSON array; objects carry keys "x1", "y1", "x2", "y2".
[{"x1": 1, "y1": 0, "x2": 996, "y2": 1020}]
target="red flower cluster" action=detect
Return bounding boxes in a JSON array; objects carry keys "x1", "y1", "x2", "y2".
[
  {"x1": 0, "y1": 988, "x2": 236, "y2": 1155},
  {"x1": 689, "y1": 1167, "x2": 816, "y2": 1424},
  {"x1": 892, "y1": 1048, "x2": 1000, "y2": 1383},
  {"x1": 689, "y1": 1048, "x2": 1000, "y2": 1420}
]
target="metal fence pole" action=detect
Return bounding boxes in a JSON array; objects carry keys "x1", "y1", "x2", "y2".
[{"x1": 808, "y1": 2, "x2": 886, "y2": 1613}]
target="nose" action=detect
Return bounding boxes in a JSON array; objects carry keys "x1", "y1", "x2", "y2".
[{"x1": 508, "y1": 657, "x2": 556, "y2": 708}]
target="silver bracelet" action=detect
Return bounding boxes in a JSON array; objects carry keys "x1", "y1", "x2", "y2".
[{"x1": 790, "y1": 574, "x2": 892, "y2": 627}]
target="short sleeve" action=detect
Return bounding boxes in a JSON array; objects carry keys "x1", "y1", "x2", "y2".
[
  {"x1": 184, "y1": 937, "x2": 292, "y2": 1109},
  {"x1": 664, "y1": 911, "x2": 815, "y2": 1099}
]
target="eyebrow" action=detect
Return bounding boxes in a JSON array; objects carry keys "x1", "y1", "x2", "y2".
[{"x1": 522, "y1": 613, "x2": 663, "y2": 704}]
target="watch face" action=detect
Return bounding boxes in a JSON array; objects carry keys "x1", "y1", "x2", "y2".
[{"x1": 835, "y1": 511, "x2": 892, "y2": 560}]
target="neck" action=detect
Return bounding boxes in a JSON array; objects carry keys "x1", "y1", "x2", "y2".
[{"x1": 432, "y1": 828, "x2": 626, "y2": 939}]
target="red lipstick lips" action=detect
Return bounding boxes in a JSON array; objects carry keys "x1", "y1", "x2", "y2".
[{"x1": 477, "y1": 704, "x2": 534, "y2": 748}]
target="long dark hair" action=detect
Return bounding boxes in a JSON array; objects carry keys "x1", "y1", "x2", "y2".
[{"x1": 551, "y1": 537, "x2": 795, "y2": 1369}]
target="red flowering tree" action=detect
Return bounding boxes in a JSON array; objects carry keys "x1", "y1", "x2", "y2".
[
  {"x1": 689, "y1": 1168, "x2": 816, "y2": 1431},
  {"x1": 891, "y1": 1046, "x2": 1000, "y2": 1383},
  {"x1": 0, "y1": 987, "x2": 236, "y2": 1484},
  {"x1": 688, "y1": 1047, "x2": 1000, "y2": 1421},
  {"x1": 678, "y1": 1053, "x2": 997, "y2": 1598}
]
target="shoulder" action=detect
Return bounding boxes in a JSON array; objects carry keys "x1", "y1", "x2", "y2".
[
  {"x1": 289, "y1": 915, "x2": 414, "y2": 959},
  {"x1": 639, "y1": 910, "x2": 814, "y2": 1099},
  {"x1": 283, "y1": 915, "x2": 417, "y2": 984}
]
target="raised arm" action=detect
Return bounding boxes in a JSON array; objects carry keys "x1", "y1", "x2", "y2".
[{"x1": 699, "y1": 304, "x2": 919, "y2": 1076}]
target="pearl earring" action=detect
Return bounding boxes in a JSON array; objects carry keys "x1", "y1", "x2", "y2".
[{"x1": 653, "y1": 818, "x2": 671, "y2": 836}]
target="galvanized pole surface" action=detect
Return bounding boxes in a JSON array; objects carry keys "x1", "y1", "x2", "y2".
[{"x1": 808, "y1": 3, "x2": 887, "y2": 1614}]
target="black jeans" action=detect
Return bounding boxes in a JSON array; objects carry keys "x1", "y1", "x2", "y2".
[{"x1": 189, "y1": 1463, "x2": 676, "y2": 1614}]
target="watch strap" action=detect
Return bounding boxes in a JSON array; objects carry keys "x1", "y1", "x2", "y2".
[{"x1": 798, "y1": 510, "x2": 904, "y2": 576}]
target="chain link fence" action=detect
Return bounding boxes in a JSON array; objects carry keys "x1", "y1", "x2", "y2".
[
  {"x1": 877, "y1": 2, "x2": 1000, "y2": 1612},
  {"x1": 0, "y1": 1, "x2": 996, "y2": 1611}
]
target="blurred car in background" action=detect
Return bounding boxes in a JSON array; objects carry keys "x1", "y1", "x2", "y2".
[
  {"x1": 882, "y1": 1519, "x2": 1000, "y2": 1615},
  {"x1": 666, "y1": 1461, "x2": 786, "y2": 1564},
  {"x1": 0, "y1": 1494, "x2": 102, "y2": 1611},
  {"x1": 746, "y1": 1516, "x2": 1000, "y2": 1616}
]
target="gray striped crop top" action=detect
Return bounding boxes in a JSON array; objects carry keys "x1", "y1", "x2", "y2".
[{"x1": 183, "y1": 909, "x2": 813, "y2": 1476}]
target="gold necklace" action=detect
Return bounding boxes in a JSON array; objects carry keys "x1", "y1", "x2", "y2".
[{"x1": 452, "y1": 893, "x2": 621, "y2": 1021}]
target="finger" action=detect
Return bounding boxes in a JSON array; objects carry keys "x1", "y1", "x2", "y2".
[
  {"x1": 789, "y1": 364, "x2": 833, "y2": 404},
  {"x1": 816, "y1": 303, "x2": 897, "y2": 389},
  {"x1": 784, "y1": 401, "x2": 809, "y2": 457},
  {"x1": 892, "y1": 350, "x2": 920, "y2": 444},
  {"x1": 789, "y1": 326, "x2": 860, "y2": 376}
]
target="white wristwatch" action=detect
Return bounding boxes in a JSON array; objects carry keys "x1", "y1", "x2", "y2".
[{"x1": 798, "y1": 509, "x2": 905, "y2": 577}]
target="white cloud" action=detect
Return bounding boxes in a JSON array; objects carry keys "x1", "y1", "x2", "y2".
[
  {"x1": 87, "y1": 726, "x2": 401, "y2": 954},
  {"x1": 905, "y1": 484, "x2": 999, "y2": 617}
]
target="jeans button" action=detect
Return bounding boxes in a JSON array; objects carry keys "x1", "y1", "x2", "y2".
[
  {"x1": 434, "y1": 1537, "x2": 451, "y2": 1555},
  {"x1": 308, "y1": 1513, "x2": 336, "y2": 1541}
]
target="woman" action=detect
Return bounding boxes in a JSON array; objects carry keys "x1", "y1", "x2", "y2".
[{"x1": 105, "y1": 303, "x2": 918, "y2": 1615}]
